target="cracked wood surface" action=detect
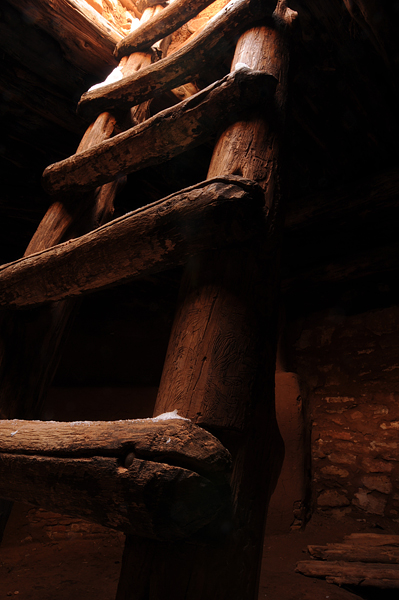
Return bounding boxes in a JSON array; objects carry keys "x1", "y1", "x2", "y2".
[{"x1": 0, "y1": 418, "x2": 231, "y2": 477}]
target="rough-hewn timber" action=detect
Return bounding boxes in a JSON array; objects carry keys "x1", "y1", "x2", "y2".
[
  {"x1": 0, "y1": 453, "x2": 227, "y2": 540},
  {"x1": 0, "y1": 178, "x2": 264, "y2": 308},
  {"x1": 77, "y1": 0, "x2": 274, "y2": 120},
  {"x1": 44, "y1": 68, "x2": 276, "y2": 195},
  {"x1": 296, "y1": 560, "x2": 399, "y2": 589},
  {"x1": 0, "y1": 418, "x2": 231, "y2": 477}
]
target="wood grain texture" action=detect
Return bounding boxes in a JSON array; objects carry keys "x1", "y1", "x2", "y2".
[
  {"x1": 308, "y1": 543, "x2": 399, "y2": 564},
  {"x1": 0, "y1": 418, "x2": 231, "y2": 477},
  {"x1": 77, "y1": 0, "x2": 274, "y2": 120},
  {"x1": 0, "y1": 453, "x2": 227, "y2": 540},
  {"x1": 44, "y1": 68, "x2": 276, "y2": 195},
  {"x1": 115, "y1": 0, "x2": 217, "y2": 58},
  {"x1": 0, "y1": 178, "x2": 264, "y2": 308}
]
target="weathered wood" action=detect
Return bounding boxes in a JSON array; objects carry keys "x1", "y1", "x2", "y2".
[
  {"x1": 77, "y1": 0, "x2": 275, "y2": 120},
  {"x1": 0, "y1": 453, "x2": 227, "y2": 540},
  {"x1": 308, "y1": 543, "x2": 399, "y2": 564},
  {"x1": 116, "y1": 4, "x2": 296, "y2": 600},
  {"x1": 0, "y1": 418, "x2": 230, "y2": 539},
  {"x1": 115, "y1": 0, "x2": 216, "y2": 58},
  {"x1": 296, "y1": 560, "x2": 399, "y2": 588},
  {"x1": 44, "y1": 69, "x2": 276, "y2": 195},
  {"x1": 7, "y1": 0, "x2": 119, "y2": 78},
  {"x1": 0, "y1": 417, "x2": 231, "y2": 477},
  {"x1": 0, "y1": 178, "x2": 264, "y2": 309}
]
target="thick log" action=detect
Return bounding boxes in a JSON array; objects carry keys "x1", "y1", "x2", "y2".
[
  {"x1": 0, "y1": 453, "x2": 227, "y2": 540},
  {"x1": 77, "y1": 0, "x2": 275, "y2": 120},
  {"x1": 296, "y1": 560, "x2": 399, "y2": 589},
  {"x1": 115, "y1": 0, "x2": 217, "y2": 58},
  {"x1": 6, "y1": 0, "x2": 119, "y2": 78},
  {"x1": 0, "y1": 417, "x2": 231, "y2": 478},
  {"x1": 0, "y1": 178, "x2": 264, "y2": 308},
  {"x1": 0, "y1": 418, "x2": 230, "y2": 539},
  {"x1": 116, "y1": 4, "x2": 296, "y2": 600},
  {"x1": 308, "y1": 543, "x2": 399, "y2": 564},
  {"x1": 44, "y1": 68, "x2": 276, "y2": 195}
]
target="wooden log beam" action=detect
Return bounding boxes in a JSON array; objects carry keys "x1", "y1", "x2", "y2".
[
  {"x1": 6, "y1": 0, "x2": 120, "y2": 79},
  {"x1": 77, "y1": 0, "x2": 275, "y2": 120},
  {"x1": 115, "y1": 0, "x2": 218, "y2": 58},
  {"x1": 308, "y1": 543, "x2": 399, "y2": 564},
  {"x1": 296, "y1": 560, "x2": 399, "y2": 589},
  {"x1": 44, "y1": 68, "x2": 276, "y2": 195},
  {"x1": 0, "y1": 419, "x2": 231, "y2": 539},
  {"x1": 0, "y1": 453, "x2": 226, "y2": 540},
  {"x1": 0, "y1": 417, "x2": 231, "y2": 478},
  {"x1": 0, "y1": 178, "x2": 264, "y2": 309}
]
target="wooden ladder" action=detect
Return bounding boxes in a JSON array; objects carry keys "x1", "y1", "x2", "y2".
[{"x1": 0, "y1": 0, "x2": 296, "y2": 598}]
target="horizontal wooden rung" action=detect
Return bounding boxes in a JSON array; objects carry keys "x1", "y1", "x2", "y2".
[
  {"x1": 0, "y1": 177, "x2": 265, "y2": 309},
  {"x1": 78, "y1": 0, "x2": 272, "y2": 120},
  {"x1": 114, "y1": 0, "x2": 215, "y2": 59},
  {"x1": 0, "y1": 416, "x2": 231, "y2": 540},
  {"x1": 44, "y1": 68, "x2": 276, "y2": 195}
]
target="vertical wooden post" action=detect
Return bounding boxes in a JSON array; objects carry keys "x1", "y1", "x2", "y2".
[{"x1": 116, "y1": 3, "x2": 296, "y2": 599}]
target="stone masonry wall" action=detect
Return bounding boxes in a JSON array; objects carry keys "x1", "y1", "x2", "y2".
[{"x1": 291, "y1": 305, "x2": 399, "y2": 523}]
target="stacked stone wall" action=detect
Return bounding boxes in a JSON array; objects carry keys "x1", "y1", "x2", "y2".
[{"x1": 292, "y1": 305, "x2": 399, "y2": 523}]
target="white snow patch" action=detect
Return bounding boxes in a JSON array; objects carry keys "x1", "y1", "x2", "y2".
[
  {"x1": 89, "y1": 66, "x2": 123, "y2": 92},
  {"x1": 152, "y1": 410, "x2": 189, "y2": 422},
  {"x1": 234, "y1": 62, "x2": 250, "y2": 71},
  {"x1": 10, "y1": 430, "x2": 19, "y2": 436}
]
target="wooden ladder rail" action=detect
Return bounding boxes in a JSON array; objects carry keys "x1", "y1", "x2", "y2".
[
  {"x1": 0, "y1": 3, "x2": 166, "y2": 541},
  {"x1": 116, "y1": 3, "x2": 297, "y2": 600}
]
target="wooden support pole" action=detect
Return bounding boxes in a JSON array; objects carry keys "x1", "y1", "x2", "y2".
[
  {"x1": 0, "y1": 178, "x2": 264, "y2": 308},
  {"x1": 77, "y1": 0, "x2": 275, "y2": 120},
  {"x1": 116, "y1": 3, "x2": 296, "y2": 599},
  {"x1": 0, "y1": 418, "x2": 231, "y2": 539}
]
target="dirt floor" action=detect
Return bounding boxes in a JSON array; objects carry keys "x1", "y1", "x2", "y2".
[{"x1": 0, "y1": 504, "x2": 398, "y2": 599}]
